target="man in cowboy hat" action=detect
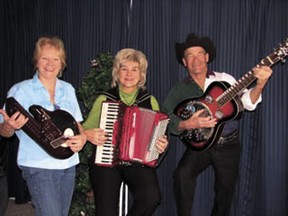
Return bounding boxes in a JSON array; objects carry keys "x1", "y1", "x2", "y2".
[{"x1": 163, "y1": 33, "x2": 272, "y2": 216}]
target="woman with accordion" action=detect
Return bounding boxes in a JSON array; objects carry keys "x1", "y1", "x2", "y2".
[{"x1": 83, "y1": 48, "x2": 169, "y2": 216}]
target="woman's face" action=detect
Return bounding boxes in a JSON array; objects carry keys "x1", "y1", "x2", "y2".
[
  {"x1": 118, "y1": 60, "x2": 141, "y2": 93},
  {"x1": 36, "y1": 45, "x2": 62, "y2": 81}
]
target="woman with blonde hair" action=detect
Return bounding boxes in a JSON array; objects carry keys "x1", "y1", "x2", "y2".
[
  {"x1": 84, "y1": 48, "x2": 169, "y2": 216},
  {"x1": 0, "y1": 36, "x2": 87, "y2": 216}
]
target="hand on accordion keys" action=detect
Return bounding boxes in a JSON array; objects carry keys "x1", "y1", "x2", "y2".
[
  {"x1": 155, "y1": 135, "x2": 169, "y2": 154},
  {"x1": 85, "y1": 128, "x2": 108, "y2": 146}
]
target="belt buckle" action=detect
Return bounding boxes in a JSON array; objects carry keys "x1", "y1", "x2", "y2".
[
  {"x1": 217, "y1": 137, "x2": 225, "y2": 145},
  {"x1": 119, "y1": 161, "x2": 131, "y2": 166},
  {"x1": 217, "y1": 131, "x2": 238, "y2": 145}
]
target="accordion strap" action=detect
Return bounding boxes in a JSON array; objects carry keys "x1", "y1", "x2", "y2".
[
  {"x1": 99, "y1": 91, "x2": 118, "y2": 101},
  {"x1": 99, "y1": 88, "x2": 152, "y2": 107},
  {"x1": 135, "y1": 92, "x2": 151, "y2": 105}
]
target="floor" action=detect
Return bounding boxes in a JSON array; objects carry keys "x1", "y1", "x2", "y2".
[{"x1": 4, "y1": 198, "x2": 34, "y2": 216}]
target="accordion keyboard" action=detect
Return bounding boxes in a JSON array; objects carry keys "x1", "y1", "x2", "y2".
[{"x1": 95, "y1": 102, "x2": 120, "y2": 166}]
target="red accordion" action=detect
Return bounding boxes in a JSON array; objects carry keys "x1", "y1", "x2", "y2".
[{"x1": 94, "y1": 101, "x2": 169, "y2": 167}]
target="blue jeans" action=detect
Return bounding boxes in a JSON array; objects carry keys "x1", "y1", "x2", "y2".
[{"x1": 20, "y1": 166, "x2": 76, "y2": 216}]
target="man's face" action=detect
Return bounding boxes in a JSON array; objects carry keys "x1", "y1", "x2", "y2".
[{"x1": 182, "y1": 46, "x2": 209, "y2": 76}]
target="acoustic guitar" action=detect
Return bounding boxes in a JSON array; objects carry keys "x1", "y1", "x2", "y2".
[{"x1": 174, "y1": 38, "x2": 288, "y2": 151}]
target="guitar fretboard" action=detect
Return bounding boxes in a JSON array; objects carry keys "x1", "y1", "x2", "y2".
[
  {"x1": 217, "y1": 39, "x2": 288, "y2": 107},
  {"x1": 6, "y1": 98, "x2": 43, "y2": 137},
  {"x1": 6, "y1": 98, "x2": 64, "y2": 145}
]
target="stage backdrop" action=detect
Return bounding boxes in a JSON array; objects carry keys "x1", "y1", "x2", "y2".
[{"x1": 1, "y1": 0, "x2": 288, "y2": 215}]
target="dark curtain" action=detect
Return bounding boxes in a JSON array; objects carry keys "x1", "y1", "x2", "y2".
[
  {"x1": 0, "y1": 0, "x2": 130, "y2": 106},
  {"x1": 128, "y1": 0, "x2": 288, "y2": 215},
  {"x1": 1, "y1": 0, "x2": 288, "y2": 215},
  {"x1": 1, "y1": 0, "x2": 131, "y2": 205}
]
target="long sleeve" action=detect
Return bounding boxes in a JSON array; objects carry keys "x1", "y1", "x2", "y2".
[{"x1": 82, "y1": 95, "x2": 107, "y2": 130}]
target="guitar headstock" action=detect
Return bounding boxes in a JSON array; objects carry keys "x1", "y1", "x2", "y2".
[
  {"x1": 259, "y1": 38, "x2": 288, "y2": 66},
  {"x1": 274, "y1": 38, "x2": 288, "y2": 64}
]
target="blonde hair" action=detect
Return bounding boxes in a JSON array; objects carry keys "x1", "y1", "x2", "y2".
[
  {"x1": 33, "y1": 36, "x2": 67, "y2": 77},
  {"x1": 111, "y1": 48, "x2": 148, "y2": 89}
]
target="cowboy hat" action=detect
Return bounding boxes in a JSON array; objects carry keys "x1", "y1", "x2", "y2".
[{"x1": 175, "y1": 33, "x2": 216, "y2": 65}]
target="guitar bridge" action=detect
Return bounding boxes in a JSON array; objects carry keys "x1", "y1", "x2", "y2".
[{"x1": 50, "y1": 136, "x2": 68, "y2": 149}]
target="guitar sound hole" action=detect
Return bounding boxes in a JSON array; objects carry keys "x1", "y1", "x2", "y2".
[{"x1": 180, "y1": 101, "x2": 214, "y2": 143}]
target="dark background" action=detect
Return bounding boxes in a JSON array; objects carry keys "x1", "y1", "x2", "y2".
[{"x1": 1, "y1": 0, "x2": 288, "y2": 215}]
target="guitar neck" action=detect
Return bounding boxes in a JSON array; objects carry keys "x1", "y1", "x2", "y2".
[
  {"x1": 6, "y1": 98, "x2": 43, "y2": 136},
  {"x1": 217, "y1": 44, "x2": 287, "y2": 107}
]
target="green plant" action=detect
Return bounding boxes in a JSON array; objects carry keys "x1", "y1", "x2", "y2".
[
  {"x1": 78, "y1": 53, "x2": 114, "y2": 116},
  {"x1": 69, "y1": 52, "x2": 114, "y2": 216}
]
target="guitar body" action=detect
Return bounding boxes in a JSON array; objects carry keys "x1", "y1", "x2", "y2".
[
  {"x1": 6, "y1": 97, "x2": 79, "y2": 159},
  {"x1": 174, "y1": 81, "x2": 244, "y2": 151}
]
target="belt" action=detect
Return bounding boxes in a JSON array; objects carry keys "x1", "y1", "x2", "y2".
[
  {"x1": 118, "y1": 161, "x2": 147, "y2": 168},
  {"x1": 217, "y1": 131, "x2": 238, "y2": 145}
]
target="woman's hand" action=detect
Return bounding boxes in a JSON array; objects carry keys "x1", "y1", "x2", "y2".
[
  {"x1": 66, "y1": 124, "x2": 87, "y2": 153},
  {"x1": 155, "y1": 135, "x2": 169, "y2": 154},
  {"x1": 0, "y1": 109, "x2": 28, "y2": 137},
  {"x1": 84, "y1": 128, "x2": 107, "y2": 146}
]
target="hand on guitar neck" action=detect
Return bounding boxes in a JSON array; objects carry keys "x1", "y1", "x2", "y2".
[
  {"x1": 0, "y1": 109, "x2": 28, "y2": 137},
  {"x1": 250, "y1": 66, "x2": 273, "y2": 104}
]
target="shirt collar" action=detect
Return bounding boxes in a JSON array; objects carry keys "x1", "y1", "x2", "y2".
[
  {"x1": 207, "y1": 70, "x2": 215, "y2": 77},
  {"x1": 183, "y1": 70, "x2": 215, "y2": 83},
  {"x1": 32, "y1": 71, "x2": 62, "y2": 90}
]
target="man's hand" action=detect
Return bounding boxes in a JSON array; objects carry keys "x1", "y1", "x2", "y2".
[{"x1": 178, "y1": 109, "x2": 217, "y2": 131}]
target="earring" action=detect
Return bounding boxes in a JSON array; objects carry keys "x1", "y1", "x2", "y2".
[{"x1": 58, "y1": 70, "x2": 63, "y2": 78}]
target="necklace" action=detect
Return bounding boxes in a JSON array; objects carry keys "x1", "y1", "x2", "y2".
[{"x1": 120, "y1": 89, "x2": 139, "y2": 106}]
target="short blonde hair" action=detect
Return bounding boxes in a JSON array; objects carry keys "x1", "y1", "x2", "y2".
[
  {"x1": 111, "y1": 48, "x2": 148, "y2": 89},
  {"x1": 33, "y1": 37, "x2": 67, "y2": 76}
]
